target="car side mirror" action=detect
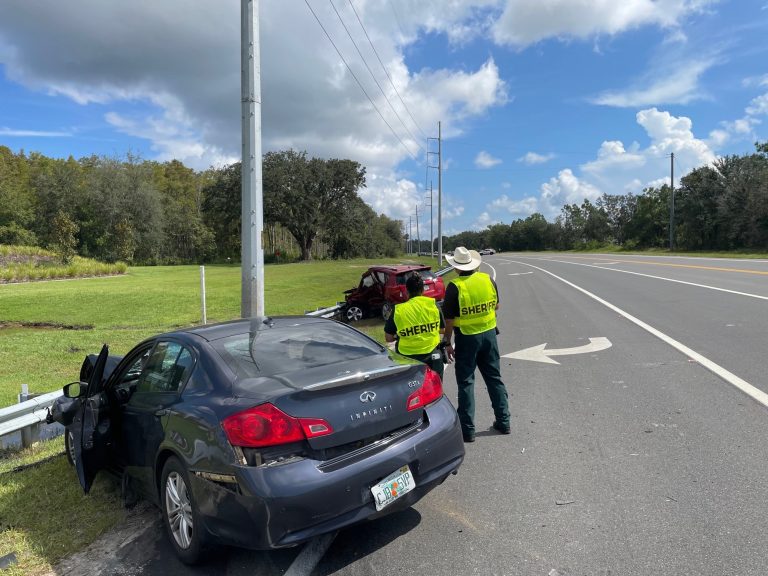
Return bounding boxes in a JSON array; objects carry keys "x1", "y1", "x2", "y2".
[{"x1": 63, "y1": 381, "x2": 88, "y2": 399}]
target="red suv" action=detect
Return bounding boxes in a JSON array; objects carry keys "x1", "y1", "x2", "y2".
[{"x1": 343, "y1": 264, "x2": 445, "y2": 322}]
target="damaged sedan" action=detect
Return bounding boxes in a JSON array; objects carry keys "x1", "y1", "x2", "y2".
[{"x1": 49, "y1": 316, "x2": 465, "y2": 564}]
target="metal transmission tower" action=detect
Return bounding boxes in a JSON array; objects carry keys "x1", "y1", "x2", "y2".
[
  {"x1": 241, "y1": 0, "x2": 264, "y2": 318},
  {"x1": 669, "y1": 152, "x2": 676, "y2": 251},
  {"x1": 426, "y1": 122, "x2": 442, "y2": 264},
  {"x1": 415, "y1": 204, "x2": 420, "y2": 255},
  {"x1": 425, "y1": 181, "x2": 434, "y2": 255}
]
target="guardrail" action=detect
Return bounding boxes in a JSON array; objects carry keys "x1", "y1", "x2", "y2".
[
  {"x1": 1, "y1": 264, "x2": 455, "y2": 451},
  {"x1": 0, "y1": 389, "x2": 64, "y2": 450}
]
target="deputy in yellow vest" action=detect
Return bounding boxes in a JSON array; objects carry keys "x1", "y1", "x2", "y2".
[
  {"x1": 443, "y1": 246, "x2": 510, "y2": 443},
  {"x1": 384, "y1": 273, "x2": 445, "y2": 378}
]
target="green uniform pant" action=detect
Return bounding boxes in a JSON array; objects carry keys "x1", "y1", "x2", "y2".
[
  {"x1": 454, "y1": 328, "x2": 509, "y2": 435},
  {"x1": 403, "y1": 347, "x2": 444, "y2": 380}
]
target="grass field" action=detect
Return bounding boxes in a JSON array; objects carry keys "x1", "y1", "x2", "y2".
[{"x1": 0, "y1": 258, "x2": 444, "y2": 406}]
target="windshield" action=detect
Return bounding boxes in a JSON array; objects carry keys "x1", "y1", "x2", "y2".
[{"x1": 211, "y1": 323, "x2": 383, "y2": 379}]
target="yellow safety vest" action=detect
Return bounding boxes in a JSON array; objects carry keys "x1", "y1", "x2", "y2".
[
  {"x1": 451, "y1": 272, "x2": 497, "y2": 335},
  {"x1": 394, "y1": 296, "x2": 441, "y2": 355}
]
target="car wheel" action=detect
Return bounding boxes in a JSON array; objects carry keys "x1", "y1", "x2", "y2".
[
  {"x1": 64, "y1": 428, "x2": 75, "y2": 467},
  {"x1": 381, "y1": 301, "x2": 394, "y2": 321},
  {"x1": 161, "y1": 456, "x2": 207, "y2": 565},
  {"x1": 346, "y1": 305, "x2": 364, "y2": 322}
]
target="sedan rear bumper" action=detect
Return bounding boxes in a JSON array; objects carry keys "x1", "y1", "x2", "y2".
[{"x1": 189, "y1": 396, "x2": 464, "y2": 550}]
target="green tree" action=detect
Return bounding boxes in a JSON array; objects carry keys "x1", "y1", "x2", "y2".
[
  {"x1": 263, "y1": 151, "x2": 366, "y2": 260},
  {"x1": 50, "y1": 210, "x2": 79, "y2": 264}
]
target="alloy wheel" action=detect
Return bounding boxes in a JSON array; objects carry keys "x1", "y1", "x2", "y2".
[
  {"x1": 165, "y1": 471, "x2": 194, "y2": 549},
  {"x1": 346, "y1": 306, "x2": 363, "y2": 322}
]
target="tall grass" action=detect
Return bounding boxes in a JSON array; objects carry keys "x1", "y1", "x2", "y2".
[{"x1": 0, "y1": 245, "x2": 127, "y2": 283}]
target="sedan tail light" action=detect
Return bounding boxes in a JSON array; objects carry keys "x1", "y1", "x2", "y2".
[
  {"x1": 222, "y1": 403, "x2": 333, "y2": 448},
  {"x1": 406, "y1": 368, "x2": 443, "y2": 411}
]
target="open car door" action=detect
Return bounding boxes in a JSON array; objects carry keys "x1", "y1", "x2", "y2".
[{"x1": 71, "y1": 344, "x2": 113, "y2": 494}]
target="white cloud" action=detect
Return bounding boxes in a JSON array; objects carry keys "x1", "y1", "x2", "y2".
[
  {"x1": 592, "y1": 58, "x2": 714, "y2": 107},
  {"x1": 492, "y1": 0, "x2": 717, "y2": 47},
  {"x1": 518, "y1": 151, "x2": 555, "y2": 165},
  {"x1": 539, "y1": 169, "x2": 602, "y2": 217},
  {"x1": 475, "y1": 150, "x2": 502, "y2": 168},
  {"x1": 489, "y1": 194, "x2": 540, "y2": 216},
  {"x1": 746, "y1": 93, "x2": 768, "y2": 116},
  {"x1": 0, "y1": 1, "x2": 507, "y2": 180},
  {"x1": 0, "y1": 127, "x2": 71, "y2": 137}
]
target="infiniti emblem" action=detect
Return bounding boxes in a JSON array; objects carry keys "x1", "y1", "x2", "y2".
[{"x1": 359, "y1": 391, "x2": 376, "y2": 403}]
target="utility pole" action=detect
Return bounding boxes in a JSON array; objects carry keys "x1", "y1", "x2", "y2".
[
  {"x1": 415, "y1": 204, "x2": 420, "y2": 255},
  {"x1": 408, "y1": 216, "x2": 412, "y2": 254},
  {"x1": 437, "y1": 121, "x2": 443, "y2": 266},
  {"x1": 669, "y1": 152, "x2": 675, "y2": 251},
  {"x1": 427, "y1": 125, "x2": 442, "y2": 263},
  {"x1": 426, "y1": 181, "x2": 433, "y2": 255},
  {"x1": 241, "y1": 0, "x2": 264, "y2": 318}
]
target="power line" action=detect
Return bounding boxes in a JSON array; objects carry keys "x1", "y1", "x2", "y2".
[
  {"x1": 348, "y1": 0, "x2": 427, "y2": 140},
  {"x1": 303, "y1": 0, "x2": 419, "y2": 160},
  {"x1": 389, "y1": 0, "x2": 406, "y2": 40},
  {"x1": 328, "y1": 0, "x2": 423, "y2": 153}
]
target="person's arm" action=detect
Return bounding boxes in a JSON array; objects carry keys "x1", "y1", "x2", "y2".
[
  {"x1": 441, "y1": 283, "x2": 459, "y2": 362},
  {"x1": 384, "y1": 311, "x2": 397, "y2": 344}
]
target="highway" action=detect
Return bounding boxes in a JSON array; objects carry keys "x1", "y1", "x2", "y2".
[{"x1": 90, "y1": 253, "x2": 768, "y2": 575}]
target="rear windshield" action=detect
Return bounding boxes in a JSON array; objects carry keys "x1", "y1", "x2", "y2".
[
  {"x1": 395, "y1": 269, "x2": 432, "y2": 284},
  {"x1": 211, "y1": 323, "x2": 383, "y2": 379}
]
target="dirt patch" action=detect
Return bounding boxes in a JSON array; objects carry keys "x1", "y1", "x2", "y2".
[
  {"x1": 0, "y1": 321, "x2": 94, "y2": 331},
  {"x1": 46, "y1": 503, "x2": 161, "y2": 576}
]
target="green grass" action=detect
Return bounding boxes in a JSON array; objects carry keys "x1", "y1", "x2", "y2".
[{"x1": 0, "y1": 438, "x2": 125, "y2": 576}]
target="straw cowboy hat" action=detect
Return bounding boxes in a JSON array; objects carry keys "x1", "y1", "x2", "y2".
[{"x1": 445, "y1": 246, "x2": 482, "y2": 271}]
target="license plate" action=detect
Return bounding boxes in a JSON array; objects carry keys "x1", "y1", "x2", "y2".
[{"x1": 371, "y1": 465, "x2": 415, "y2": 511}]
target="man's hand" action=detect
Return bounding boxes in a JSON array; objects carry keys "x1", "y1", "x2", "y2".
[{"x1": 445, "y1": 343, "x2": 455, "y2": 363}]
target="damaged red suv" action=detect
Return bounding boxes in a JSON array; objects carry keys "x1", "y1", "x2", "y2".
[{"x1": 343, "y1": 264, "x2": 445, "y2": 322}]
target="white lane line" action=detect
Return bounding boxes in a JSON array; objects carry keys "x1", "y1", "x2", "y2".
[
  {"x1": 283, "y1": 532, "x2": 337, "y2": 576},
  {"x1": 508, "y1": 272, "x2": 533, "y2": 276},
  {"x1": 510, "y1": 260, "x2": 768, "y2": 409},
  {"x1": 482, "y1": 261, "x2": 497, "y2": 281},
  {"x1": 523, "y1": 257, "x2": 768, "y2": 302}
]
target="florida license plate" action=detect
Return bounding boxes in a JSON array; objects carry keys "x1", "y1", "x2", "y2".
[{"x1": 371, "y1": 465, "x2": 415, "y2": 511}]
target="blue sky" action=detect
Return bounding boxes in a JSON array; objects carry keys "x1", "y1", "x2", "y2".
[{"x1": 1, "y1": 1, "x2": 767, "y2": 237}]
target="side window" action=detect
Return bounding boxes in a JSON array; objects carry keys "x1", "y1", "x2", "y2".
[
  {"x1": 361, "y1": 274, "x2": 374, "y2": 288},
  {"x1": 375, "y1": 271, "x2": 388, "y2": 284},
  {"x1": 115, "y1": 348, "x2": 151, "y2": 390},
  {"x1": 136, "y1": 341, "x2": 193, "y2": 394}
]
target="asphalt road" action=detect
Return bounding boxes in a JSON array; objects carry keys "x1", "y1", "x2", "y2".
[{"x1": 81, "y1": 253, "x2": 768, "y2": 576}]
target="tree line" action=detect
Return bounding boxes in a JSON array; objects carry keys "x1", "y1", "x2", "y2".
[
  {"x1": 445, "y1": 143, "x2": 768, "y2": 253},
  {"x1": 2, "y1": 142, "x2": 766, "y2": 264},
  {"x1": 0, "y1": 147, "x2": 402, "y2": 264}
]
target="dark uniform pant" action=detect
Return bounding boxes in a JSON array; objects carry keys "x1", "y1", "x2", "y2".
[
  {"x1": 403, "y1": 347, "x2": 444, "y2": 380},
  {"x1": 454, "y1": 328, "x2": 509, "y2": 435}
]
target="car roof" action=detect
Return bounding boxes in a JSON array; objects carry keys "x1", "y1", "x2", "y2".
[
  {"x1": 165, "y1": 316, "x2": 331, "y2": 343},
  {"x1": 367, "y1": 264, "x2": 432, "y2": 274}
]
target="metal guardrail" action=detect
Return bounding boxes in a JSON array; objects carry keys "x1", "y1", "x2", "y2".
[
  {"x1": 0, "y1": 390, "x2": 64, "y2": 450},
  {"x1": 1, "y1": 263, "x2": 455, "y2": 451}
]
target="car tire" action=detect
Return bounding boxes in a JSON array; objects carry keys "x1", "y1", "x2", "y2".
[
  {"x1": 381, "y1": 301, "x2": 394, "y2": 321},
  {"x1": 64, "y1": 428, "x2": 75, "y2": 467},
  {"x1": 345, "y1": 305, "x2": 364, "y2": 322},
  {"x1": 160, "y1": 456, "x2": 208, "y2": 565}
]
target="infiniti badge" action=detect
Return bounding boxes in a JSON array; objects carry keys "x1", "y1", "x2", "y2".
[{"x1": 359, "y1": 391, "x2": 376, "y2": 403}]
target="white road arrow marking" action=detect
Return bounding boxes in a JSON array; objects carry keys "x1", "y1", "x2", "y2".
[{"x1": 502, "y1": 337, "x2": 612, "y2": 365}]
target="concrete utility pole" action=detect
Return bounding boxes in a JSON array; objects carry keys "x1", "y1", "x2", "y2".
[
  {"x1": 437, "y1": 121, "x2": 443, "y2": 266},
  {"x1": 669, "y1": 152, "x2": 675, "y2": 251},
  {"x1": 241, "y1": 0, "x2": 264, "y2": 318}
]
